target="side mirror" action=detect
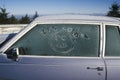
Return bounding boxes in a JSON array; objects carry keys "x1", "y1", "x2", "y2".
[{"x1": 6, "y1": 48, "x2": 19, "y2": 61}]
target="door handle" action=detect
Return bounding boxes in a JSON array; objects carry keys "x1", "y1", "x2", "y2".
[{"x1": 87, "y1": 67, "x2": 103, "y2": 71}]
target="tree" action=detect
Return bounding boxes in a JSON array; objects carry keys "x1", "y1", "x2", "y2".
[
  {"x1": 107, "y1": 3, "x2": 120, "y2": 17},
  {"x1": 9, "y1": 15, "x2": 19, "y2": 24},
  {"x1": 19, "y1": 14, "x2": 31, "y2": 24},
  {"x1": 0, "y1": 7, "x2": 9, "y2": 24},
  {"x1": 32, "y1": 11, "x2": 39, "y2": 20}
]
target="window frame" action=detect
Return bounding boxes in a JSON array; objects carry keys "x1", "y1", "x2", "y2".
[
  {"x1": 103, "y1": 23, "x2": 120, "y2": 58},
  {"x1": 11, "y1": 24, "x2": 100, "y2": 57},
  {"x1": 1, "y1": 21, "x2": 103, "y2": 58}
]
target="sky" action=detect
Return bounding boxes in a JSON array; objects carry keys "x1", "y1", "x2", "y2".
[{"x1": 0, "y1": 0, "x2": 119, "y2": 15}]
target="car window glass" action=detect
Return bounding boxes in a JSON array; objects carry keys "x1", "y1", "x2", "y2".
[
  {"x1": 9, "y1": 24, "x2": 99, "y2": 57},
  {"x1": 105, "y1": 25, "x2": 120, "y2": 56}
]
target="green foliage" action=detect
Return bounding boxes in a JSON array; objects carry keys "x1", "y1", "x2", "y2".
[
  {"x1": 107, "y1": 3, "x2": 120, "y2": 17},
  {"x1": 9, "y1": 15, "x2": 19, "y2": 24},
  {"x1": 0, "y1": 7, "x2": 35, "y2": 24},
  {"x1": 0, "y1": 7, "x2": 9, "y2": 24},
  {"x1": 19, "y1": 14, "x2": 31, "y2": 24},
  {"x1": 32, "y1": 11, "x2": 39, "y2": 20}
]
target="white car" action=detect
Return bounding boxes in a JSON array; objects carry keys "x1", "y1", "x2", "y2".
[{"x1": 0, "y1": 15, "x2": 120, "y2": 80}]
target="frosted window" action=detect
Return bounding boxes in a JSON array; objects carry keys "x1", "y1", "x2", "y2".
[
  {"x1": 105, "y1": 26, "x2": 120, "y2": 56},
  {"x1": 9, "y1": 24, "x2": 99, "y2": 57}
]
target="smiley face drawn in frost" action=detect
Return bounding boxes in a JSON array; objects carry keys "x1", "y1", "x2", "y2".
[{"x1": 49, "y1": 30, "x2": 74, "y2": 54}]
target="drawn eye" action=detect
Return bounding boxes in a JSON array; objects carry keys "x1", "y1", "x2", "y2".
[{"x1": 67, "y1": 28, "x2": 73, "y2": 32}]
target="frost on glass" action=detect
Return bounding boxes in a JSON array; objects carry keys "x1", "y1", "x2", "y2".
[
  {"x1": 105, "y1": 26, "x2": 120, "y2": 56},
  {"x1": 49, "y1": 30, "x2": 74, "y2": 53},
  {"x1": 10, "y1": 24, "x2": 99, "y2": 57}
]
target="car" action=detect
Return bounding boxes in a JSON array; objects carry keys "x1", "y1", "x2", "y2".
[{"x1": 0, "y1": 14, "x2": 120, "y2": 80}]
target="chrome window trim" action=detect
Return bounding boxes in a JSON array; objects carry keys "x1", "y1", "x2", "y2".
[
  {"x1": 0, "y1": 21, "x2": 102, "y2": 58},
  {"x1": 1, "y1": 19, "x2": 119, "y2": 58},
  {"x1": 99, "y1": 23, "x2": 105, "y2": 57},
  {"x1": 0, "y1": 22, "x2": 101, "y2": 53},
  {"x1": 104, "y1": 57, "x2": 120, "y2": 59},
  {"x1": 103, "y1": 24, "x2": 120, "y2": 58},
  {"x1": 102, "y1": 23, "x2": 106, "y2": 58},
  {"x1": 19, "y1": 55, "x2": 101, "y2": 59}
]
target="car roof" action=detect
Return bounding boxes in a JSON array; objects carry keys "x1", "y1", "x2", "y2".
[
  {"x1": 0, "y1": 14, "x2": 120, "y2": 53},
  {"x1": 35, "y1": 14, "x2": 120, "y2": 23}
]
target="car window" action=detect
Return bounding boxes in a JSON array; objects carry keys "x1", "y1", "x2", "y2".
[
  {"x1": 9, "y1": 24, "x2": 99, "y2": 57},
  {"x1": 105, "y1": 25, "x2": 120, "y2": 56}
]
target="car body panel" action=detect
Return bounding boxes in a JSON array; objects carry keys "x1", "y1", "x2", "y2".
[
  {"x1": 104, "y1": 58, "x2": 120, "y2": 80},
  {"x1": 0, "y1": 55, "x2": 105, "y2": 80}
]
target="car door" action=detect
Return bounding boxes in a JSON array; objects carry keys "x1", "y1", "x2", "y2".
[
  {"x1": 104, "y1": 25, "x2": 120, "y2": 80},
  {"x1": 0, "y1": 24, "x2": 106, "y2": 80}
]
